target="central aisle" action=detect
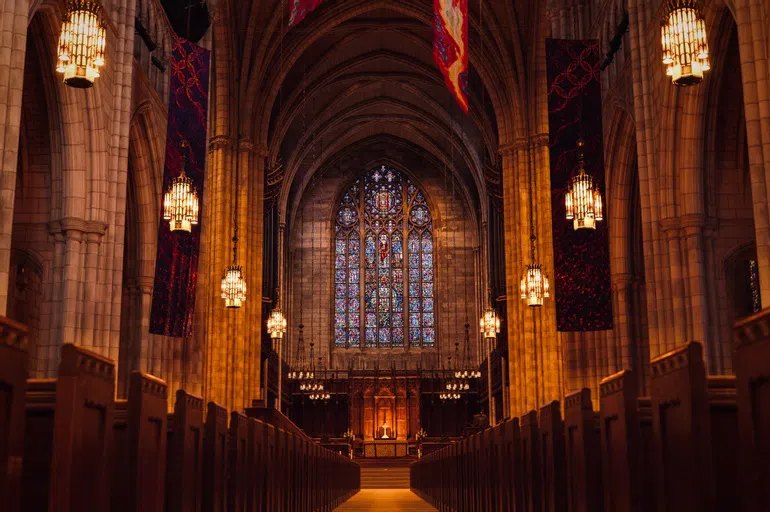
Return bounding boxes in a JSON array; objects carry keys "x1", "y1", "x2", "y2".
[{"x1": 334, "y1": 489, "x2": 437, "y2": 511}]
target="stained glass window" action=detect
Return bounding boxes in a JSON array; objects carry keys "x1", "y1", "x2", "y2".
[{"x1": 334, "y1": 166, "x2": 435, "y2": 348}]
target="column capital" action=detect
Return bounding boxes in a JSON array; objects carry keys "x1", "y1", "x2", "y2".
[
  {"x1": 48, "y1": 218, "x2": 108, "y2": 241},
  {"x1": 208, "y1": 135, "x2": 235, "y2": 152}
]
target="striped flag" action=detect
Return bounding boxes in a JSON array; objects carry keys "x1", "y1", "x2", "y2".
[
  {"x1": 433, "y1": 0, "x2": 469, "y2": 113},
  {"x1": 289, "y1": 0, "x2": 325, "y2": 26}
]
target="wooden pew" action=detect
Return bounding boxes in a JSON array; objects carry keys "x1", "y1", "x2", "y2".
[
  {"x1": 22, "y1": 343, "x2": 115, "y2": 512},
  {"x1": 0, "y1": 316, "x2": 28, "y2": 512},
  {"x1": 539, "y1": 401, "x2": 567, "y2": 512},
  {"x1": 247, "y1": 418, "x2": 265, "y2": 512},
  {"x1": 112, "y1": 371, "x2": 168, "y2": 512},
  {"x1": 500, "y1": 418, "x2": 523, "y2": 512},
  {"x1": 520, "y1": 410, "x2": 541, "y2": 512},
  {"x1": 563, "y1": 389, "x2": 602, "y2": 512},
  {"x1": 166, "y1": 389, "x2": 204, "y2": 512},
  {"x1": 733, "y1": 309, "x2": 770, "y2": 512},
  {"x1": 203, "y1": 402, "x2": 228, "y2": 512},
  {"x1": 228, "y1": 411, "x2": 249, "y2": 512},
  {"x1": 648, "y1": 342, "x2": 738, "y2": 512},
  {"x1": 599, "y1": 369, "x2": 654, "y2": 512}
]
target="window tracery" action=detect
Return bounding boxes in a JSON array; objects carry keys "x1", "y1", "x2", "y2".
[{"x1": 334, "y1": 166, "x2": 435, "y2": 348}]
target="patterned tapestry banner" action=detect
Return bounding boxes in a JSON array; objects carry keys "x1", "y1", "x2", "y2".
[
  {"x1": 433, "y1": 0, "x2": 469, "y2": 113},
  {"x1": 289, "y1": 0, "x2": 324, "y2": 26},
  {"x1": 546, "y1": 39, "x2": 612, "y2": 331},
  {"x1": 150, "y1": 37, "x2": 210, "y2": 338}
]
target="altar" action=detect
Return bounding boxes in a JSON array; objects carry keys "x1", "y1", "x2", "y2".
[{"x1": 363, "y1": 439, "x2": 409, "y2": 458}]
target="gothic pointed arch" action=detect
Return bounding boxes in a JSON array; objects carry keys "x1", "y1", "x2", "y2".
[{"x1": 333, "y1": 166, "x2": 436, "y2": 349}]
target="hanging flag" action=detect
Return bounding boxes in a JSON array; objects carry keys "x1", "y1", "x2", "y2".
[
  {"x1": 150, "y1": 36, "x2": 210, "y2": 338},
  {"x1": 433, "y1": 0, "x2": 469, "y2": 113},
  {"x1": 289, "y1": 0, "x2": 325, "y2": 26}
]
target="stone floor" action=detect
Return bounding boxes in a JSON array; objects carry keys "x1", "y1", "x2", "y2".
[{"x1": 334, "y1": 489, "x2": 437, "y2": 511}]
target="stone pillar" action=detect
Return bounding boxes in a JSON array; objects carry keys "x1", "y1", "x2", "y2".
[{"x1": 0, "y1": 0, "x2": 29, "y2": 315}]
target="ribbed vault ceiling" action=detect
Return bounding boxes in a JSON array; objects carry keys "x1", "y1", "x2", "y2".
[{"x1": 222, "y1": 0, "x2": 537, "y2": 224}]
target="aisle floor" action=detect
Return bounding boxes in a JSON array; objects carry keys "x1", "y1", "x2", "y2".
[{"x1": 334, "y1": 489, "x2": 437, "y2": 511}]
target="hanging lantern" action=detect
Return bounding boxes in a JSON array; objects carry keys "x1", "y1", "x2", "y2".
[
  {"x1": 520, "y1": 263, "x2": 550, "y2": 307},
  {"x1": 221, "y1": 265, "x2": 247, "y2": 308},
  {"x1": 565, "y1": 139, "x2": 603, "y2": 230},
  {"x1": 267, "y1": 291, "x2": 287, "y2": 339},
  {"x1": 661, "y1": 0, "x2": 710, "y2": 86},
  {"x1": 56, "y1": 0, "x2": 106, "y2": 88},
  {"x1": 480, "y1": 305, "x2": 501, "y2": 340},
  {"x1": 163, "y1": 157, "x2": 199, "y2": 233}
]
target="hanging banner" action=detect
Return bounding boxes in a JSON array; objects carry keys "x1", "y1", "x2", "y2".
[
  {"x1": 545, "y1": 39, "x2": 612, "y2": 331},
  {"x1": 433, "y1": 0, "x2": 469, "y2": 113},
  {"x1": 150, "y1": 37, "x2": 210, "y2": 338},
  {"x1": 289, "y1": 0, "x2": 325, "y2": 26}
]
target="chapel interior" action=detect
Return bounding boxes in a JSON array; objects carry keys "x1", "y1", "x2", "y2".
[{"x1": 1, "y1": 0, "x2": 769, "y2": 511}]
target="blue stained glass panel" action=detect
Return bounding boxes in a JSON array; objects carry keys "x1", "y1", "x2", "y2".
[
  {"x1": 409, "y1": 254, "x2": 419, "y2": 268},
  {"x1": 423, "y1": 312, "x2": 434, "y2": 326},
  {"x1": 350, "y1": 268, "x2": 360, "y2": 283},
  {"x1": 423, "y1": 282, "x2": 434, "y2": 297},
  {"x1": 422, "y1": 268, "x2": 434, "y2": 282},
  {"x1": 366, "y1": 328, "x2": 377, "y2": 346},
  {"x1": 379, "y1": 286, "x2": 390, "y2": 298},
  {"x1": 349, "y1": 329, "x2": 360, "y2": 346},
  {"x1": 409, "y1": 328, "x2": 420, "y2": 342},
  {"x1": 349, "y1": 284, "x2": 358, "y2": 297},
  {"x1": 423, "y1": 298, "x2": 434, "y2": 312},
  {"x1": 423, "y1": 328, "x2": 435, "y2": 344},
  {"x1": 336, "y1": 270, "x2": 346, "y2": 281},
  {"x1": 409, "y1": 313, "x2": 420, "y2": 326},
  {"x1": 379, "y1": 329, "x2": 390, "y2": 345},
  {"x1": 379, "y1": 311, "x2": 390, "y2": 326},
  {"x1": 393, "y1": 313, "x2": 403, "y2": 327},
  {"x1": 409, "y1": 298, "x2": 420, "y2": 312},
  {"x1": 349, "y1": 311, "x2": 360, "y2": 327},
  {"x1": 335, "y1": 313, "x2": 346, "y2": 327},
  {"x1": 336, "y1": 283, "x2": 346, "y2": 297},
  {"x1": 366, "y1": 313, "x2": 377, "y2": 327},
  {"x1": 335, "y1": 329, "x2": 346, "y2": 344},
  {"x1": 365, "y1": 236, "x2": 376, "y2": 267},
  {"x1": 421, "y1": 234, "x2": 433, "y2": 252},
  {"x1": 392, "y1": 294, "x2": 403, "y2": 312},
  {"x1": 349, "y1": 297, "x2": 360, "y2": 311},
  {"x1": 335, "y1": 299, "x2": 346, "y2": 313},
  {"x1": 422, "y1": 253, "x2": 433, "y2": 267},
  {"x1": 392, "y1": 328, "x2": 404, "y2": 346},
  {"x1": 408, "y1": 234, "x2": 419, "y2": 253},
  {"x1": 335, "y1": 254, "x2": 346, "y2": 268},
  {"x1": 409, "y1": 282, "x2": 419, "y2": 296},
  {"x1": 336, "y1": 239, "x2": 347, "y2": 253}
]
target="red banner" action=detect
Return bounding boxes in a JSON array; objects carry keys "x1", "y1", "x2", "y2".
[
  {"x1": 289, "y1": 0, "x2": 324, "y2": 26},
  {"x1": 433, "y1": 0, "x2": 469, "y2": 113}
]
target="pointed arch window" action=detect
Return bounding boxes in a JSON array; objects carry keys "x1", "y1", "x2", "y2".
[{"x1": 334, "y1": 166, "x2": 436, "y2": 349}]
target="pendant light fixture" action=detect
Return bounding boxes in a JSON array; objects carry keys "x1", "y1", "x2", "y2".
[
  {"x1": 56, "y1": 0, "x2": 106, "y2": 88},
  {"x1": 520, "y1": 148, "x2": 550, "y2": 307},
  {"x1": 163, "y1": 144, "x2": 200, "y2": 233},
  {"x1": 565, "y1": 138, "x2": 603, "y2": 230},
  {"x1": 267, "y1": 288, "x2": 288, "y2": 339},
  {"x1": 661, "y1": 0, "x2": 711, "y2": 86},
  {"x1": 440, "y1": 355, "x2": 461, "y2": 400},
  {"x1": 480, "y1": 289, "x2": 501, "y2": 339},
  {"x1": 221, "y1": 141, "x2": 246, "y2": 308}
]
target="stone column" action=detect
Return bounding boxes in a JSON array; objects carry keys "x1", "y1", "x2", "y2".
[{"x1": 0, "y1": 0, "x2": 29, "y2": 315}]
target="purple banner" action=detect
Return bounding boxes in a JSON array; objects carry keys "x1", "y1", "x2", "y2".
[
  {"x1": 150, "y1": 37, "x2": 210, "y2": 338},
  {"x1": 546, "y1": 39, "x2": 612, "y2": 331}
]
